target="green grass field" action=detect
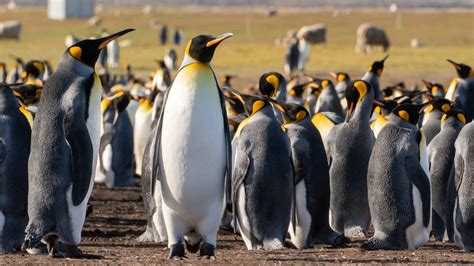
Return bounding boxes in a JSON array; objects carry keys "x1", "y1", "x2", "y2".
[{"x1": 0, "y1": 7, "x2": 473, "y2": 89}]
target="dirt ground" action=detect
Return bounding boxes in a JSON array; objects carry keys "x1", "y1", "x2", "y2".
[{"x1": 2, "y1": 179, "x2": 472, "y2": 264}]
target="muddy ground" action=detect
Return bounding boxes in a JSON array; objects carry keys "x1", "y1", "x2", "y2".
[{"x1": 2, "y1": 179, "x2": 472, "y2": 264}]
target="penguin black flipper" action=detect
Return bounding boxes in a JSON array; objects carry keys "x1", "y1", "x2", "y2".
[
  {"x1": 63, "y1": 105, "x2": 94, "y2": 206},
  {"x1": 217, "y1": 86, "x2": 233, "y2": 207},
  {"x1": 405, "y1": 141, "x2": 431, "y2": 228},
  {"x1": 0, "y1": 139, "x2": 5, "y2": 163}
]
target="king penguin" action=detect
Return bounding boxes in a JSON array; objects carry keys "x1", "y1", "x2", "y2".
[
  {"x1": 420, "y1": 98, "x2": 452, "y2": 145},
  {"x1": 445, "y1": 59, "x2": 474, "y2": 122},
  {"x1": 96, "y1": 91, "x2": 135, "y2": 188},
  {"x1": 151, "y1": 33, "x2": 233, "y2": 259},
  {"x1": 331, "y1": 72, "x2": 351, "y2": 100},
  {"x1": 362, "y1": 55, "x2": 389, "y2": 100},
  {"x1": 231, "y1": 93, "x2": 293, "y2": 250},
  {"x1": 22, "y1": 29, "x2": 134, "y2": 258},
  {"x1": 281, "y1": 103, "x2": 348, "y2": 249},
  {"x1": 314, "y1": 79, "x2": 344, "y2": 117},
  {"x1": 258, "y1": 71, "x2": 287, "y2": 123},
  {"x1": 428, "y1": 109, "x2": 465, "y2": 241},
  {"x1": 326, "y1": 80, "x2": 375, "y2": 237},
  {"x1": 0, "y1": 84, "x2": 31, "y2": 253},
  {"x1": 363, "y1": 103, "x2": 432, "y2": 250},
  {"x1": 451, "y1": 120, "x2": 474, "y2": 252}
]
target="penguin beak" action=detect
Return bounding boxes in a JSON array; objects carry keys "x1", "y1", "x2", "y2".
[
  {"x1": 381, "y1": 55, "x2": 390, "y2": 62},
  {"x1": 98, "y1": 28, "x2": 135, "y2": 49},
  {"x1": 266, "y1": 97, "x2": 286, "y2": 113},
  {"x1": 206, "y1": 33, "x2": 234, "y2": 47},
  {"x1": 346, "y1": 102, "x2": 355, "y2": 122},
  {"x1": 446, "y1": 59, "x2": 461, "y2": 70}
]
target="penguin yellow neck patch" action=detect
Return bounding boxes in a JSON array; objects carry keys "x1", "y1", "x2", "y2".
[
  {"x1": 321, "y1": 80, "x2": 329, "y2": 89},
  {"x1": 251, "y1": 100, "x2": 265, "y2": 115},
  {"x1": 337, "y1": 74, "x2": 346, "y2": 82},
  {"x1": 69, "y1": 46, "x2": 82, "y2": 61},
  {"x1": 265, "y1": 75, "x2": 279, "y2": 97}
]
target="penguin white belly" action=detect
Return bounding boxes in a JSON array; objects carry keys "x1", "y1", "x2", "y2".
[
  {"x1": 237, "y1": 185, "x2": 253, "y2": 250},
  {"x1": 160, "y1": 62, "x2": 226, "y2": 223},
  {"x1": 66, "y1": 74, "x2": 102, "y2": 245},
  {"x1": 102, "y1": 144, "x2": 115, "y2": 188},
  {"x1": 134, "y1": 109, "x2": 152, "y2": 175},
  {"x1": 405, "y1": 185, "x2": 430, "y2": 250},
  {"x1": 289, "y1": 182, "x2": 312, "y2": 249}
]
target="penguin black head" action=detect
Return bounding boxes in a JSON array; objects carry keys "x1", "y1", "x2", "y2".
[
  {"x1": 231, "y1": 92, "x2": 284, "y2": 117},
  {"x1": 441, "y1": 109, "x2": 466, "y2": 125},
  {"x1": 223, "y1": 88, "x2": 245, "y2": 115},
  {"x1": 280, "y1": 103, "x2": 309, "y2": 124},
  {"x1": 368, "y1": 55, "x2": 389, "y2": 76},
  {"x1": 259, "y1": 72, "x2": 285, "y2": 98},
  {"x1": 345, "y1": 80, "x2": 372, "y2": 121},
  {"x1": 185, "y1": 33, "x2": 234, "y2": 63},
  {"x1": 320, "y1": 79, "x2": 334, "y2": 91},
  {"x1": 373, "y1": 99, "x2": 398, "y2": 116},
  {"x1": 422, "y1": 80, "x2": 445, "y2": 96},
  {"x1": 67, "y1": 28, "x2": 134, "y2": 68},
  {"x1": 22, "y1": 60, "x2": 44, "y2": 80},
  {"x1": 306, "y1": 82, "x2": 322, "y2": 96},
  {"x1": 10, "y1": 83, "x2": 43, "y2": 105},
  {"x1": 330, "y1": 72, "x2": 350, "y2": 83},
  {"x1": 447, "y1": 59, "x2": 472, "y2": 79},
  {"x1": 155, "y1": 60, "x2": 168, "y2": 69},
  {"x1": 382, "y1": 82, "x2": 405, "y2": 98},
  {"x1": 392, "y1": 102, "x2": 431, "y2": 125},
  {"x1": 288, "y1": 82, "x2": 308, "y2": 98},
  {"x1": 423, "y1": 98, "x2": 452, "y2": 115}
]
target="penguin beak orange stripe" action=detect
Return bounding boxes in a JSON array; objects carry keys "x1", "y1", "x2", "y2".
[{"x1": 206, "y1": 33, "x2": 234, "y2": 47}]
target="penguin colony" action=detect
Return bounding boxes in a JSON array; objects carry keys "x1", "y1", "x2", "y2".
[{"x1": 0, "y1": 28, "x2": 473, "y2": 260}]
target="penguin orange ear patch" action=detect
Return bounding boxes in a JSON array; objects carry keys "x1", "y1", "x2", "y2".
[
  {"x1": 457, "y1": 114, "x2": 466, "y2": 124},
  {"x1": 265, "y1": 75, "x2": 279, "y2": 95},
  {"x1": 296, "y1": 111, "x2": 306, "y2": 121},
  {"x1": 321, "y1": 80, "x2": 329, "y2": 88},
  {"x1": 398, "y1": 110, "x2": 409, "y2": 122},
  {"x1": 338, "y1": 74, "x2": 346, "y2": 82},
  {"x1": 252, "y1": 100, "x2": 265, "y2": 114},
  {"x1": 69, "y1": 46, "x2": 82, "y2": 61},
  {"x1": 441, "y1": 104, "x2": 451, "y2": 112},
  {"x1": 354, "y1": 81, "x2": 368, "y2": 102}
]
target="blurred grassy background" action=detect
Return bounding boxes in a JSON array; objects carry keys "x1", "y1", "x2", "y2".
[{"x1": 0, "y1": 7, "x2": 473, "y2": 89}]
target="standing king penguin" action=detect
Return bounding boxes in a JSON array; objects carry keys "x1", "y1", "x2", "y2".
[
  {"x1": 231, "y1": 93, "x2": 293, "y2": 250},
  {"x1": 22, "y1": 29, "x2": 134, "y2": 258},
  {"x1": 0, "y1": 84, "x2": 31, "y2": 253},
  {"x1": 281, "y1": 103, "x2": 347, "y2": 249},
  {"x1": 429, "y1": 110, "x2": 465, "y2": 241},
  {"x1": 451, "y1": 121, "x2": 474, "y2": 252},
  {"x1": 152, "y1": 33, "x2": 233, "y2": 259},
  {"x1": 364, "y1": 103, "x2": 432, "y2": 250},
  {"x1": 326, "y1": 80, "x2": 375, "y2": 237}
]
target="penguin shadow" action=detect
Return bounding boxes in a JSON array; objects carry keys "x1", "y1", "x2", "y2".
[{"x1": 82, "y1": 228, "x2": 145, "y2": 239}]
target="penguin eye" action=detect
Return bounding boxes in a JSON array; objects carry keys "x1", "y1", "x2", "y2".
[{"x1": 69, "y1": 46, "x2": 82, "y2": 61}]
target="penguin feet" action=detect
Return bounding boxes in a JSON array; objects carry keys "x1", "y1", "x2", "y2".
[
  {"x1": 361, "y1": 237, "x2": 392, "y2": 250},
  {"x1": 345, "y1": 226, "x2": 367, "y2": 238},
  {"x1": 64, "y1": 244, "x2": 104, "y2": 259},
  {"x1": 44, "y1": 234, "x2": 59, "y2": 257},
  {"x1": 332, "y1": 234, "x2": 350, "y2": 248},
  {"x1": 169, "y1": 243, "x2": 185, "y2": 260},
  {"x1": 199, "y1": 242, "x2": 215, "y2": 260}
]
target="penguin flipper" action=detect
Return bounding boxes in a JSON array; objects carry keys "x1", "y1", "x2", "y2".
[
  {"x1": 0, "y1": 138, "x2": 5, "y2": 163},
  {"x1": 218, "y1": 86, "x2": 233, "y2": 208},
  {"x1": 63, "y1": 108, "x2": 94, "y2": 206},
  {"x1": 405, "y1": 152, "x2": 431, "y2": 228},
  {"x1": 231, "y1": 147, "x2": 250, "y2": 233}
]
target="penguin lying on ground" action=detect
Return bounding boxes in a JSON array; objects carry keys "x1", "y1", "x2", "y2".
[
  {"x1": 363, "y1": 103, "x2": 432, "y2": 250},
  {"x1": 231, "y1": 93, "x2": 293, "y2": 250},
  {"x1": 0, "y1": 84, "x2": 31, "y2": 253},
  {"x1": 429, "y1": 110, "x2": 465, "y2": 241},
  {"x1": 326, "y1": 80, "x2": 374, "y2": 237},
  {"x1": 280, "y1": 102, "x2": 348, "y2": 249},
  {"x1": 22, "y1": 28, "x2": 134, "y2": 259},
  {"x1": 96, "y1": 91, "x2": 135, "y2": 188},
  {"x1": 451, "y1": 120, "x2": 474, "y2": 252}
]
